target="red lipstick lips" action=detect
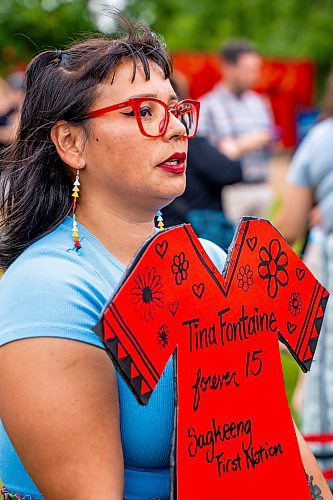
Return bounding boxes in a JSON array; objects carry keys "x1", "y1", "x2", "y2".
[{"x1": 157, "y1": 152, "x2": 187, "y2": 174}]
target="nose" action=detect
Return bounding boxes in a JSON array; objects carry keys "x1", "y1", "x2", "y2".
[{"x1": 163, "y1": 110, "x2": 187, "y2": 141}]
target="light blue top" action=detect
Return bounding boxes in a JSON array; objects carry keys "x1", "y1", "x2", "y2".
[
  {"x1": 287, "y1": 117, "x2": 333, "y2": 233},
  {"x1": 0, "y1": 217, "x2": 226, "y2": 500}
]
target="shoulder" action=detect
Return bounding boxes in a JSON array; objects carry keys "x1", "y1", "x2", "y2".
[
  {"x1": 246, "y1": 89, "x2": 264, "y2": 100},
  {"x1": 0, "y1": 229, "x2": 120, "y2": 349},
  {"x1": 289, "y1": 119, "x2": 333, "y2": 187},
  {"x1": 304, "y1": 118, "x2": 333, "y2": 144},
  {"x1": 2, "y1": 218, "x2": 124, "y2": 294},
  {"x1": 291, "y1": 119, "x2": 333, "y2": 166},
  {"x1": 1, "y1": 231, "x2": 107, "y2": 297},
  {"x1": 245, "y1": 90, "x2": 268, "y2": 108}
]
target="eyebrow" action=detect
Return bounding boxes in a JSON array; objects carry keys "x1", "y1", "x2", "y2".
[{"x1": 128, "y1": 92, "x2": 179, "y2": 102}]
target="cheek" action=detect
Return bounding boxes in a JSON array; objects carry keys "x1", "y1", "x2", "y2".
[
  {"x1": 114, "y1": 140, "x2": 150, "y2": 172},
  {"x1": 91, "y1": 130, "x2": 152, "y2": 179}
]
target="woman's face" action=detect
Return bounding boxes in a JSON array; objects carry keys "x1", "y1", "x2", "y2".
[{"x1": 81, "y1": 60, "x2": 188, "y2": 216}]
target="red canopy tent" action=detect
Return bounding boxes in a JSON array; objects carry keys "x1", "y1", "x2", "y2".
[{"x1": 172, "y1": 52, "x2": 316, "y2": 148}]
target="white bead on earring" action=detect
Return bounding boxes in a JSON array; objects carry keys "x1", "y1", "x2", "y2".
[
  {"x1": 71, "y1": 169, "x2": 82, "y2": 255},
  {"x1": 156, "y1": 210, "x2": 164, "y2": 230}
]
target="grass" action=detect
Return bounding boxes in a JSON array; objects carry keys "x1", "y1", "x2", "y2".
[
  {"x1": 270, "y1": 197, "x2": 305, "y2": 428},
  {"x1": 281, "y1": 350, "x2": 301, "y2": 427}
]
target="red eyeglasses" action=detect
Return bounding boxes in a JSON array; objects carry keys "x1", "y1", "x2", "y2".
[{"x1": 83, "y1": 97, "x2": 200, "y2": 139}]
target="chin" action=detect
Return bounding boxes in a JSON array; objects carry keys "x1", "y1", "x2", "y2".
[
  {"x1": 161, "y1": 191, "x2": 185, "y2": 211},
  {"x1": 169, "y1": 180, "x2": 186, "y2": 200},
  {"x1": 155, "y1": 175, "x2": 186, "y2": 207}
]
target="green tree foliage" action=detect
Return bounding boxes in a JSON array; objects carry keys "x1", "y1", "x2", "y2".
[
  {"x1": 1, "y1": 0, "x2": 333, "y2": 94},
  {"x1": 124, "y1": 0, "x2": 333, "y2": 57},
  {"x1": 124, "y1": 0, "x2": 333, "y2": 95},
  {"x1": 0, "y1": 0, "x2": 95, "y2": 73}
]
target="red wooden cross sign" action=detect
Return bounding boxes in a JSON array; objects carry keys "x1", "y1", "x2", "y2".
[{"x1": 94, "y1": 218, "x2": 329, "y2": 499}]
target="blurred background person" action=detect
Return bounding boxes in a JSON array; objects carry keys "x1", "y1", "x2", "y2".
[
  {"x1": 7, "y1": 70, "x2": 25, "y2": 108},
  {"x1": 163, "y1": 134, "x2": 243, "y2": 250},
  {"x1": 198, "y1": 39, "x2": 278, "y2": 224},
  {"x1": 276, "y1": 68, "x2": 333, "y2": 490},
  {"x1": 164, "y1": 72, "x2": 243, "y2": 251},
  {"x1": 0, "y1": 74, "x2": 23, "y2": 150}
]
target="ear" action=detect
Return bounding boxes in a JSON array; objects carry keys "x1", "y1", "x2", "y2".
[{"x1": 50, "y1": 121, "x2": 86, "y2": 171}]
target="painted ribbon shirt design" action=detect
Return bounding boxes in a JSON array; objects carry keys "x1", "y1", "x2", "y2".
[
  {"x1": 95, "y1": 217, "x2": 329, "y2": 500},
  {"x1": 258, "y1": 239, "x2": 288, "y2": 298}
]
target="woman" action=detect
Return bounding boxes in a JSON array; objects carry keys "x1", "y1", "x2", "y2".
[
  {"x1": 0, "y1": 19, "x2": 330, "y2": 500},
  {"x1": 276, "y1": 68, "x2": 333, "y2": 491}
]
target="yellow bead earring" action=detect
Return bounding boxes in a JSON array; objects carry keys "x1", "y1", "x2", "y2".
[
  {"x1": 71, "y1": 169, "x2": 82, "y2": 255},
  {"x1": 156, "y1": 210, "x2": 165, "y2": 230}
]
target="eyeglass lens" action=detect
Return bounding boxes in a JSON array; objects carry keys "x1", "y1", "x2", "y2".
[
  {"x1": 176, "y1": 102, "x2": 196, "y2": 137},
  {"x1": 137, "y1": 100, "x2": 197, "y2": 137}
]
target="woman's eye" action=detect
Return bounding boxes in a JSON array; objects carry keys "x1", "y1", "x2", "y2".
[
  {"x1": 139, "y1": 107, "x2": 152, "y2": 118},
  {"x1": 121, "y1": 111, "x2": 135, "y2": 117}
]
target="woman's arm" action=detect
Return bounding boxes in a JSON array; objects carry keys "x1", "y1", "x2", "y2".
[
  {"x1": 218, "y1": 129, "x2": 274, "y2": 159},
  {"x1": 294, "y1": 423, "x2": 332, "y2": 499},
  {"x1": 274, "y1": 184, "x2": 314, "y2": 245},
  {"x1": 0, "y1": 338, "x2": 124, "y2": 499}
]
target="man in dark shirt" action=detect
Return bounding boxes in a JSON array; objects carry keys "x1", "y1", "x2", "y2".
[{"x1": 163, "y1": 136, "x2": 242, "y2": 249}]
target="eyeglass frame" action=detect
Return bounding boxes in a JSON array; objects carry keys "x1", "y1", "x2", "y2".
[{"x1": 82, "y1": 97, "x2": 200, "y2": 139}]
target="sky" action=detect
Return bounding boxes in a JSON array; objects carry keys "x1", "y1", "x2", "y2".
[{"x1": 89, "y1": 0, "x2": 127, "y2": 32}]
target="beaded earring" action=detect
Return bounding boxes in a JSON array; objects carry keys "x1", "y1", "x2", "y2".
[
  {"x1": 71, "y1": 169, "x2": 82, "y2": 255},
  {"x1": 156, "y1": 210, "x2": 165, "y2": 230}
]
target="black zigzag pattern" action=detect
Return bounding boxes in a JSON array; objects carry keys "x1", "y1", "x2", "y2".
[
  {"x1": 303, "y1": 291, "x2": 330, "y2": 370},
  {"x1": 104, "y1": 336, "x2": 153, "y2": 405}
]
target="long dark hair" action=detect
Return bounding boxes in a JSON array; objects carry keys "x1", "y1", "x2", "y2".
[{"x1": 0, "y1": 18, "x2": 172, "y2": 269}]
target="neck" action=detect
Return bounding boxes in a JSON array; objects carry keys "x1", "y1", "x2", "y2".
[
  {"x1": 76, "y1": 202, "x2": 157, "y2": 267},
  {"x1": 223, "y1": 81, "x2": 243, "y2": 97}
]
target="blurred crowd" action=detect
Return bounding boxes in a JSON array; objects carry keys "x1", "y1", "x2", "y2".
[
  {"x1": 165, "y1": 39, "x2": 279, "y2": 248},
  {"x1": 169, "y1": 38, "x2": 333, "y2": 489}
]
